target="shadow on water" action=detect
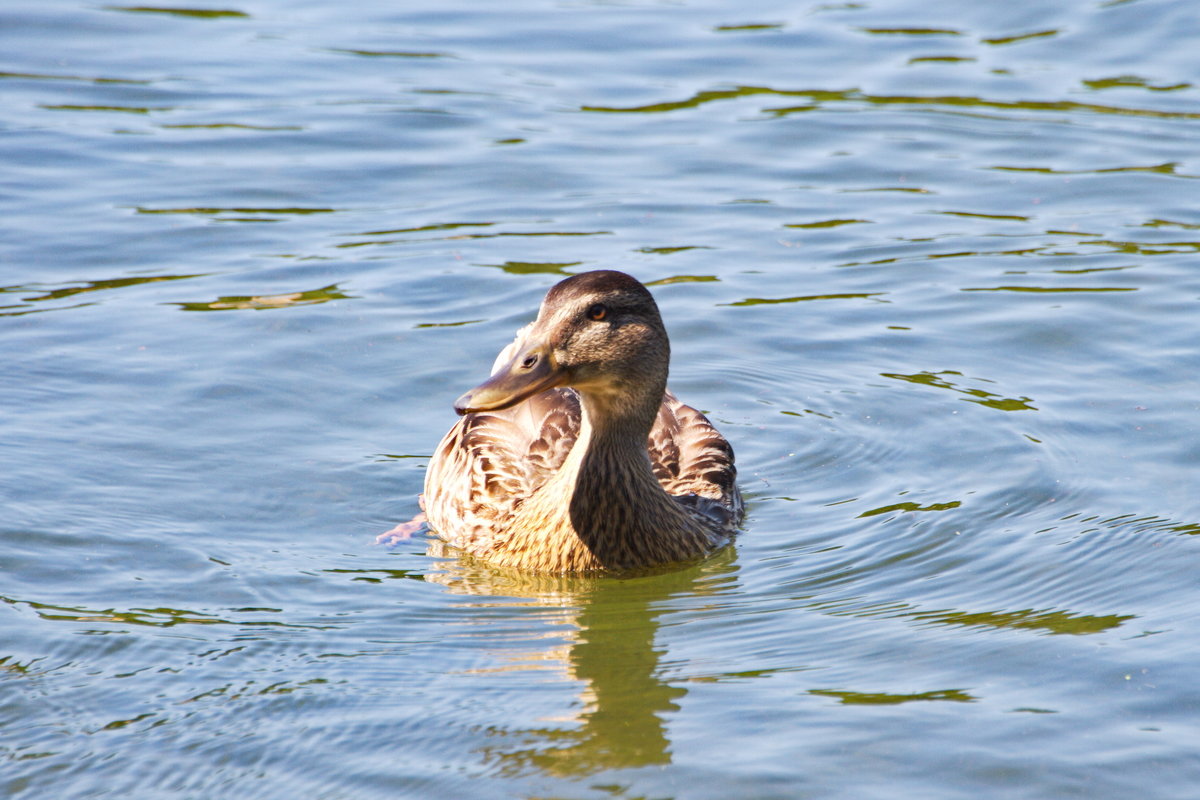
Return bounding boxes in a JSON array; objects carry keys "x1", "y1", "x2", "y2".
[{"x1": 420, "y1": 544, "x2": 741, "y2": 779}]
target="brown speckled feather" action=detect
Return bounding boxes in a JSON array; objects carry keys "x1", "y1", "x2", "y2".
[
  {"x1": 650, "y1": 391, "x2": 743, "y2": 526},
  {"x1": 424, "y1": 387, "x2": 579, "y2": 553},
  {"x1": 425, "y1": 386, "x2": 742, "y2": 554}
]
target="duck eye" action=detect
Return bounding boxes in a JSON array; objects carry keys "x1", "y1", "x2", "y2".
[
  {"x1": 521, "y1": 353, "x2": 538, "y2": 369},
  {"x1": 586, "y1": 303, "x2": 608, "y2": 321}
]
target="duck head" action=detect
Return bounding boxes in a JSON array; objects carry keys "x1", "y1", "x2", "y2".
[{"x1": 454, "y1": 270, "x2": 670, "y2": 415}]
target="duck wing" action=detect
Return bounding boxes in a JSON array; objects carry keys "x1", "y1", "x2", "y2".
[
  {"x1": 649, "y1": 391, "x2": 744, "y2": 523},
  {"x1": 424, "y1": 387, "x2": 580, "y2": 551}
]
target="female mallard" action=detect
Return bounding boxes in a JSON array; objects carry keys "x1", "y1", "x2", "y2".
[{"x1": 422, "y1": 269, "x2": 743, "y2": 572}]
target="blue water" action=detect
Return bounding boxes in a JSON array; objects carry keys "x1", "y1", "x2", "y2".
[{"x1": 3, "y1": 1, "x2": 1199, "y2": 798}]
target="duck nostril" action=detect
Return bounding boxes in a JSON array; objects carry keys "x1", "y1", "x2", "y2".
[{"x1": 521, "y1": 354, "x2": 538, "y2": 369}]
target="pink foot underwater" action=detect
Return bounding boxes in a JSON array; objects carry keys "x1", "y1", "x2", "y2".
[{"x1": 375, "y1": 512, "x2": 427, "y2": 547}]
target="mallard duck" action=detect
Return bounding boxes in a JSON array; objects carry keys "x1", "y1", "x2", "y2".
[{"x1": 422, "y1": 269, "x2": 743, "y2": 572}]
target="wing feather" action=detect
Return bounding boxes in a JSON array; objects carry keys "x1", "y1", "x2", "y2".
[
  {"x1": 424, "y1": 387, "x2": 580, "y2": 551},
  {"x1": 650, "y1": 391, "x2": 743, "y2": 523}
]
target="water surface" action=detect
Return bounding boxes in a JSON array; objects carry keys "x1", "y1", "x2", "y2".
[{"x1": 3, "y1": 1, "x2": 1199, "y2": 798}]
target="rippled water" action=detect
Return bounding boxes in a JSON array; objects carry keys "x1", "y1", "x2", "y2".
[{"x1": 4, "y1": 1, "x2": 1199, "y2": 798}]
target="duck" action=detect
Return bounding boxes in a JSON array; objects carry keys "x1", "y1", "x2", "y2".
[{"x1": 421, "y1": 269, "x2": 743, "y2": 572}]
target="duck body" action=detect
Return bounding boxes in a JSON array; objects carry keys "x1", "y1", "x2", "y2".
[{"x1": 424, "y1": 270, "x2": 743, "y2": 572}]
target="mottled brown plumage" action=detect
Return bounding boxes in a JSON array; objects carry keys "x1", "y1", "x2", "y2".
[{"x1": 423, "y1": 270, "x2": 743, "y2": 572}]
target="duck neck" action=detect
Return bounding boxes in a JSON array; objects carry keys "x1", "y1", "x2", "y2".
[
  {"x1": 577, "y1": 382, "x2": 662, "y2": 467},
  {"x1": 563, "y1": 384, "x2": 709, "y2": 568}
]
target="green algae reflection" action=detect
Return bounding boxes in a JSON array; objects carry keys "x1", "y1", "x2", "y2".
[
  {"x1": 172, "y1": 284, "x2": 350, "y2": 311},
  {"x1": 1, "y1": 273, "x2": 205, "y2": 316},
  {"x1": 41, "y1": 104, "x2": 173, "y2": 114},
  {"x1": 811, "y1": 597, "x2": 1133, "y2": 636},
  {"x1": 810, "y1": 688, "x2": 975, "y2": 705},
  {"x1": 881, "y1": 370, "x2": 1036, "y2": 412},
  {"x1": 644, "y1": 274, "x2": 720, "y2": 287},
  {"x1": 858, "y1": 500, "x2": 962, "y2": 518},
  {"x1": 136, "y1": 205, "x2": 336, "y2": 222},
  {"x1": 104, "y1": 6, "x2": 249, "y2": 18},
  {"x1": 476, "y1": 260, "x2": 580, "y2": 276},
  {"x1": 908, "y1": 56, "x2": 976, "y2": 65},
  {"x1": 912, "y1": 607, "x2": 1133, "y2": 635},
  {"x1": 1, "y1": 70, "x2": 149, "y2": 85},
  {"x1": 635, "y1": 245, "x2": 715, "y2": 255},
  {"x1": 859, "y1": 27, "x2": 963, "y2": 36},
  {"x1": 581, "y1": 84, "x2": 1200, "y2": 120},
  {"x1": 0, "y1": 595, "x2": 314, "y2": 629},
  {"x1": 713, "y1": 23, "x2": 784, "y2": 32},
  {"x1": 1084, "y1": 75, "x2": 1192, "y2": 92},
  {"x1": 328, "y1": 48, "x2": 450, "y2": 59},
  {"x1": 724, "y1": 292, "x2": 886, "y2": 306},
  {"x1": 338, "y1": 224, "x2": 610, "y2": 250},
  {"x1": 981, "y1": 29, "x2": 1059, "y2": 46},
  {"x1": 785, "y1": 218, "x2": 872, "y2": 229}
]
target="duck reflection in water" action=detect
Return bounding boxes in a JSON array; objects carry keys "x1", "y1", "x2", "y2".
[{"x1": 424, "y1": 543, "x2": 741, "y2": 777}]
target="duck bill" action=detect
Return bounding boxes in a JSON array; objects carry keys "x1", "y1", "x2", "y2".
[{"x1": 454, "y1": 345, "x2": 564, "y2": 415}]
